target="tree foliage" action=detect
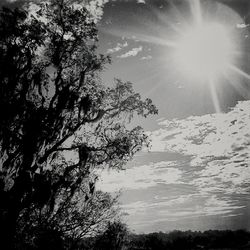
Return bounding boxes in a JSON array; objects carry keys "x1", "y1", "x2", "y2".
[
  {"x1": 94, "y1": 221, "x2": 129, "y2": 250},
  {"x1": 0, "y1": 0, "x2": 157, "y2": 248}
]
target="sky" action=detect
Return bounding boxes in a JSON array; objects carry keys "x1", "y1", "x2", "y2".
[
  {"x1": 4, "y1": 0, "x2": 250, "y2": 234},
  {"x1": 95, "y1": 0, "x2": 250, "y2": 233}
]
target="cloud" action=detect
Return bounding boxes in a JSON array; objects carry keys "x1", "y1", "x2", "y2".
[
  {"x1": 140, "y1": 55, "x2": 152, "y2": 60},
  {"x1": 236, "y1": 23, "x2": 249, "y2": 29},
  {"x1": 98, "y1": 101, "x2": 250, "y2": 232},
  {"x1": 122, "y1": 194, "x2": 245, "y2": 230},
  {"x1": 137, "y1": 0, "x2": 146, "y2": 3},
  {"x1": 149, "y1": 101, "x2": 250, "y2": 195},
  {"x1": 97, "y1": 161, "x2": 183, "y2": 192},
  {"x1": 117, "y1": 46, "x2": 143, "y2": 58},
  {"x1": 107, "y1": 41, "x2": 128, "y2": 54},
  {"x1": 121, "y1": 194, "x2": 195, "y2": 214}
]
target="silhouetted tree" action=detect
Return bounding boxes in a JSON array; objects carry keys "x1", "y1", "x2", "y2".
[
  {"x1": 17, "y1": 190, "x2": 119, "y2": 249},
  {"x1": 126, "y1": 230, "x2": 250, "y2": 250},
  {"x1": 0, "y1": 0, "x2": 157, "y2": 248},
  {"x1": 145, "y1": 233, "x2": 165, "y2": 250},
  {"x1": 94, "y1": 221, "x2": 129, "y2": 250}
]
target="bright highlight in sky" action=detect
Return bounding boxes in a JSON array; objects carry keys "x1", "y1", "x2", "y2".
[
  {"x1": 165, "y1": 0, "x2": 249, "y2": 113},
  {"x1": 174, "y1": 22, "x2": 235, "y2": 81},
  {"x1": 106, "y1": 0, "x2": 250, "y2": 113}
]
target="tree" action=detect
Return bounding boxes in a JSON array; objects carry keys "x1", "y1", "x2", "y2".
[
  {"x1": 0, "y1": 0, "x2": 157, "y2": 248},
  {"x1": 94, "y1": 220, "x2": 129, "y2": 250},
  {"x1": 17, "y1": 190, "x2": 119, "y2": 249}
]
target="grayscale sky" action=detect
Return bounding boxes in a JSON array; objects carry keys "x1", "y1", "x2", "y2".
[
  {"x1": 96, "y1": 0, "x2": 250, "y2": 233},
  {"x1": 4, "y1": 0, "x2": 250, "y2": 234}
]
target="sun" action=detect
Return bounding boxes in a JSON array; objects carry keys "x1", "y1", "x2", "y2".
[
  {"x1": 173, "y1": 22, "x2": 235, "y2": 81},
  {"x1": 106, "y1": 0, "x2": 249, "y2": 113}
]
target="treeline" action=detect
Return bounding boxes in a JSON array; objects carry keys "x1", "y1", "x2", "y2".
[
  {"x1": 127, "y1": 230, "x2": 250, "y2": 250},
  {"x1": 77, "y1": 226, "x2": 250, "y2": 250}
]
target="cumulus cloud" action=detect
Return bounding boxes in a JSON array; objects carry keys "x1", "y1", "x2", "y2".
[
  {"x1": 107, "y1": 41, "x2": 128, "y2": 54},
  {"x1": 117, "y1": 46, "x2": 143, "y2": 58},
  {"x1": 150, "y1": 101, "x2": 250, "y2": 195},
  {"x1": 98, "y1": 101, "x2": 250, "y2": 232},
  {"x1": 97, "y1": 161, "x2": 183, "y2": 192}
]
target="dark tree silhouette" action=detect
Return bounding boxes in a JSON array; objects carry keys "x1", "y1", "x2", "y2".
[
  {"x1": 18, "y1": 190, "x2": 119, "y2": 249},
  {"x1": 0, "y1": 0, "x2": 157, "y2": 248},
  {"x1": 125, "y1": 230, "x2": 250, "y2": 250},
  {"x1": 94, "y1": 220, "x2": 129, "y2": 250}
]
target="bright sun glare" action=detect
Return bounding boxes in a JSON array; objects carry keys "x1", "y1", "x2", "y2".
[
  {"x1": 162, "y1": 0, "x2": 248, "y2": 113},
  {"x1": 174, "y1": 22, "x2": 235, "y2": 81},
  {"x1": 106, "y1": 0, "x2": 250, "y2": 113}
]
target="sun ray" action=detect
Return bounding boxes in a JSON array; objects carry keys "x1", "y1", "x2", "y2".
[
  {"x1": 134, "y1": 34, "x2": 178, "y2": 48},
  {"x1": 189, "y1": 0, "x2": 202, "y2": 26},
  {"x1": 209, "y1": 79, "x2": 221, "y2": 113},
  {"x1": 167, "y1": 0, "x2": 190, "y2": 25},
  {"x1": 229, "y1": 65, "x2": 250, "y2": 81},
  {"x1": 224, "y1": 75, "x2": 250, "y2": 99},
  {"x1": 133, "y1": 56, "x2": 178, "y2": 98},
  {"x1": 150, "y1": 7, "x2": 184, "y2": 35},
  {"x1": 149, "y1": 2, "x2": 185, "y2": 34},
  {"x1": 101, "y1": 28, "x2": 177, "y2": 48}
]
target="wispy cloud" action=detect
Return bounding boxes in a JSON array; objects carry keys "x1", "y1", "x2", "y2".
[
  {"x1": 117, "y1": 46, "x2": 143, "y2": 58},
  {"x1": 97, "y1": 161, "x2": 183, "y2": 192},
  {"x1": 123, "y1": 195, "x2": 245, "y2": 217},
  {"x1": 123, "y1": 194, "x2": 245, "y2": 230},
  {"x1": 107, "y1": 41, "x2": 128, "y2": 54},
  {"x1": 141, "y1": 55, "x2": 152, "y2": 60}
]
